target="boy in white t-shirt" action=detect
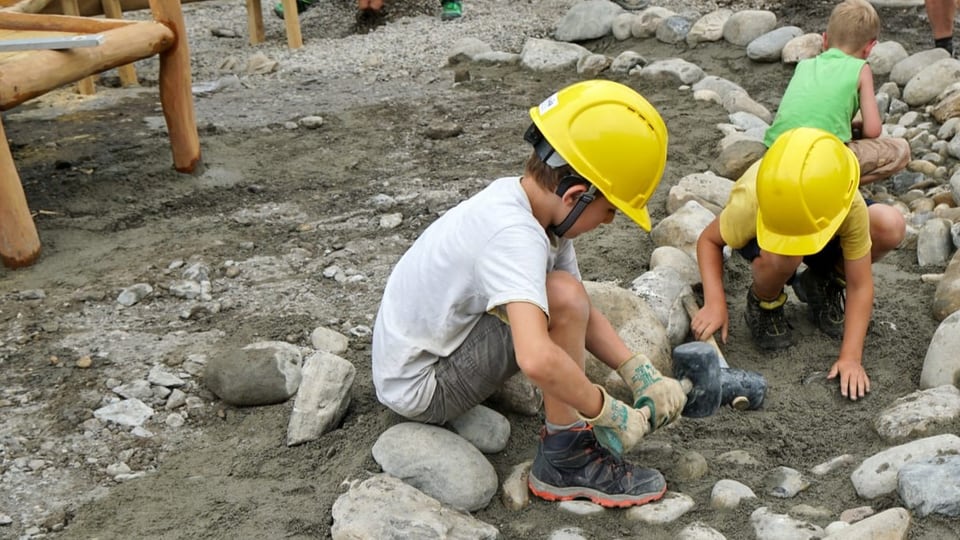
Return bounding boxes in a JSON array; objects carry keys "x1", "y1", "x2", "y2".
[{"x1": 372, "y1": 80, "x2": 687, "y2": 508}]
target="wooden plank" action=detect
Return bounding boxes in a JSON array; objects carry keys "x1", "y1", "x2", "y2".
[{"x1": 0, "y1": 33, "x2": 101, "y2": 50}]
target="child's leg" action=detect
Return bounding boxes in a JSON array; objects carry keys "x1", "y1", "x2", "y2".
[
  {"x1": 868, "y1": 203, "x2": 906, "y2": 262},
  {"x1": 409, "y1": 313, "x2": 519, "y2": 425},
  {"x1": 540, "y1": 271, "x2": 594, "y2": 427},
  {"x1": 750, "y1": 248, "x2": 802, "y2": 300},
  {"x1": 846, "y1": 138, "x2": 911, "y2": 185}
]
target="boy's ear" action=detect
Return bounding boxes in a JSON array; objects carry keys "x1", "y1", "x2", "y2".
[
  {"x1": 557, "y1": 180, "x2": 590, "y2": 205},
  {"x1": 863, "y1": 39, "x2": 878, "y2": 57},
  {"x1": 821, "y1": 32, "x2": 828, "y2": 51}
]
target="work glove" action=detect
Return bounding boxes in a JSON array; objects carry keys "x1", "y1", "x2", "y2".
[
  {"x1": 616, "y1": 352, "x2": 686, "y2": 431},
  {"x1": 579, "y1": 384, "x2": 650, "y2": 457}
]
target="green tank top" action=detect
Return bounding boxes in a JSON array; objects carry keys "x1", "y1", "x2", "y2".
[{"x1": 764, "y1": 48, "x2": 865, "y2": 146}]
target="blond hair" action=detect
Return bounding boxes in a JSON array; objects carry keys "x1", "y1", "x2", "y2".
[{"x1": 826, "y1": 0, "x2": 880, "y2": 51}]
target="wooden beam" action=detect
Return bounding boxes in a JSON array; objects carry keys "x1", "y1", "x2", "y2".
[
  {"x1": 0, "y1": 116, "x2": 41, "y2": 268},
  {"x1": 0, "y1": 21, "x2": 172, "y2": 109},
  {"x1": 100, "y1": 0, "x2": 137, "y2": 86},
  {"x1": 60, "y1": 0, "x2": 96, "y2": 94},
  {"x1": 149, "y1": 0, "x2": 200, "y2": 172},
  {"x1": 245, "y1": 0, "x2": 263, "y2": 44},
  {"x1": 280, "y1": 0, "x2": 301, "y2": 49}
]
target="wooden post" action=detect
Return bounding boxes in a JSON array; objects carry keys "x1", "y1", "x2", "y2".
[
  {"x1": 100, "y1": 0, "x2": 137, "y2": 86},
  {"x1": 150, "y1": 0, "x2": 200, "y2": 173},
  {"x1": 60, "y1": 0, "x2": 96, "y2": 94},
  {"x1": 280, "y1": 0, "x2": 301, "y2": 49},
  {"x1": 245, "y1": 0, "x2": 263, "y2": 44},
  {"x1": 0, "y1": 117, "x2": 41, "y2": 268}
]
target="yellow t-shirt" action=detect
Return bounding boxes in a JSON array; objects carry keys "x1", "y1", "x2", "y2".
[{"x1": 718, "y1": 160, "x2": 872, "y2": 260}]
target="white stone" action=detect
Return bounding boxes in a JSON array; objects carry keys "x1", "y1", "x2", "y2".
[
  {"x1": 624, "y1": 491, "x2": 695, "y2": 523},
  {"x1": 851, "y1": 433, "x2": 960, "y2": 498}
]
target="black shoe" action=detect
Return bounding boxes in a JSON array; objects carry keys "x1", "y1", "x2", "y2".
[
  {"x1": 528, "y1": 426, "x2": 666, "y2": 508},
  {"x1": 744, "y1": 287, "x2": 792, "y2": 350},
  {"x1": 794, "y1": 268, "x2": 845, "y2": 339}
]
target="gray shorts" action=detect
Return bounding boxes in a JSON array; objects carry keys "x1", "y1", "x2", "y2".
[{"x1": 410, "y1": 313, "x2": 520, "y2": 425}]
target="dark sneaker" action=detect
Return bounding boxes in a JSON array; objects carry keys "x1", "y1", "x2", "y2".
[
  {"x1": 440, "y1": 0, "x2": 462, "y2": 20},
  {"x1": 793, "y1": 268, "x2": 845, "y2": 338},
  {"x1": 273, "y1": 0, "x2": 317, "y2": 19},
  {"x1": 744, "y1": 287, "x2": 792, "y2": 350},
  {"x1": 528, "y1": 426, "x2": 666, "y2": 508}
]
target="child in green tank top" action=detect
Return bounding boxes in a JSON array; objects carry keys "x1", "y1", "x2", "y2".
[{"x1": 764, "y1": 0, "x2": 910, "y2": 185}]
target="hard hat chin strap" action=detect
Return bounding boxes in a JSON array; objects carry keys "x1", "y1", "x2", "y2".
[{"x1": 550, "y1": 182, "x2": 597, "y2": 238}]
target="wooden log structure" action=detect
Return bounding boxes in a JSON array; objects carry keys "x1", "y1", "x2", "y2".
[
  {"x1": 0, "y1": 0, "x2": 304, "y2": 48},
  {"x1": 0, "y1": 0, "x2": 201, "y2": 268}
]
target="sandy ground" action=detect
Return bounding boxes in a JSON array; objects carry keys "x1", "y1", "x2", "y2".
[{"x1": 2, "y1": 0, "x2": 959, "y2": 538}]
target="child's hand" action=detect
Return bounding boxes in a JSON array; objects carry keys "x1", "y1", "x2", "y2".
[
  {"x1": 827, "y1": 357, "x2": 870, "y2": 401},
  {"x1": 691, "y1": 302, "x2": 729, "y2": 344}
]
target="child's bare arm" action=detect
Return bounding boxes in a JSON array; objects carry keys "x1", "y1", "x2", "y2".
[
  {"x1": 694, "y1": 219, "x2": 730, "y2": 343},
  {"x1": 857, "y1": 64, "x2": 882, "y2": 139},
  {"x1": 827, "y1": 254, "x2": 873, "y2": 400}
]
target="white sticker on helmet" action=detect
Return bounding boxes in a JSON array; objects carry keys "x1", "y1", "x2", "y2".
[{"x1": 538, "y1": 93, "x2": 559, "y2": 116}]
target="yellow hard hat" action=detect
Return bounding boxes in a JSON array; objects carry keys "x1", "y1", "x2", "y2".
[
  {"x1": 527, "y1": 80, "x2": 668, "y2": 231},
  {"x1": 756, "y1": 127, "x2": 860, "y2": 256}
]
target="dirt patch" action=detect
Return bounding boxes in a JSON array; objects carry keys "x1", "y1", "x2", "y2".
[{"x1": 2, "y1": 1, "x2": 959, "y2": 539}]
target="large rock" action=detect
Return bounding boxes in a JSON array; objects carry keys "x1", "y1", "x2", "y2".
[
  {"x1": 932, "y1": 84, "x2": 960, "y2": 123},
  {"x1": 932, "y1": 249, "x2": 960, "y2": 320},
  {"x1": 204, "y1": 341, "x2": 303, "y2": 406},
  {"x1": 553, "y1": 0, "x2": 624, "y2": 42},
  {"x1": 746, "y1": 26, "x2": 804, "y2": 62},
  {"x1": 330, "y1": 474, "x2": 498, "y2": 540},
  {"x1": 867, "y1": 40, "x2": 908, "y2": 76},
  {"x1": 584, "y1": 280, "x2": 671, "y2": 375},
  {"x1": 686, "y1": 9, "x2": 732, "y2": 46},
  {"x1": 903, "y1": 58, "x2": 960, "y2": 106},
  {"x1": 713, "y1": 139, "x2": 766, "y2": 180},
  {"x1": 722, "y1": 10, "x2": 777, "y2": 46},
  {"x1": 890, "y1": 48, "x2": 951, "y2": 86},
  {"x1": 781, "y1": 33, "x2": 822, "y2": 64},
  {"x1": 920, "y1": 311, "x2": 960, "y2": 388},
  {"x1": 372, "y1": 422, "x2": 498, "y2": 512},
  {"x1": 285, "y1": 351, "x2": 355, "y2": 446},
  {"x1": 851, "y1": 434, "x2": 960, "y2": 498}
]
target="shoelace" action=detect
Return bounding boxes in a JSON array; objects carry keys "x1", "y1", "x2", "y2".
[
  {"x1": 762, "y1": 304, "x2": 791, "y2": 335},
  {"x1": 590, "y1": 443, "x2": 628, "y2": 475}
]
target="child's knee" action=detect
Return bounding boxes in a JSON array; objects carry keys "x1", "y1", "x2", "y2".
[
  {"x1": 545, "y1": 271, "x2": 590, "y2": 321},
  {"x1": 871, "y1": 206, "x2": 906, "y2": 248}
]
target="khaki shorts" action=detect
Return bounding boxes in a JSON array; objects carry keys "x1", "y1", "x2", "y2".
[
  {"x1": 410, "y1": 313, "x2": 520, "y2": 425},
  {"x1": 846, "y1": 137, "x2": 910, "y2": 182}
]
